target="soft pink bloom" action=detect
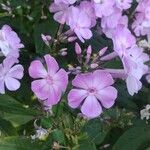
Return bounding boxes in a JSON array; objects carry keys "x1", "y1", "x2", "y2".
[
  {"x1": 68, "y1": 7, "x2": 92, "y2": 42},
  {"x1": 102, "y1": 15, "x2": 128, "y2": 38},
  {"x1": 68, "y1": 70, "x2": 117, "y2": 118},
  {"x1": 132, "y1": 0, "x2": 150, "y2": 37},
  {"x1": 93, "y1": 0, "x2": 115, "y2": 18},
  {"x1": 29, "y1": 54, "x2": 68, "y2": 108},
  {"x1": 101, "y1": 8, "x2": 122, "y2": 29},
  {"x1": 115, "y1": 0, "x2": 132, "y2": 10},
  {"x1": 122, "y1": 45, "x2": 149, "y2": 95},
  {"x1": 112, "y1": 26, "x2": 136, "y2": 56},
  {"x1": 0, "y1": 25, "x2": 24, "y2": 58},
  {"x1": 49, "y1": 2, "x2": 70, "y2": 24},
  {"x1": 0, "y1": 57, "x2": 24, "y2": 94},
  {"x1": 79, "y1": 1, "x2": 96, "y2": 27}
]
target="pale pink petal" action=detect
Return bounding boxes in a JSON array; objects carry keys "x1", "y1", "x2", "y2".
[
  {"x1": 8, "y1": 64, "x2": 24, "y2": 79},
  {"x1": 54, "y1": 69, "x2": 68, "y2": 92},
  {"x1": 93, "y1": 70, "x2": 114, "y2": 89},
  {"x1": 3, "y1": 57, "x2": 18, "y2": 71},
  {"x1": 68, "y1": 89, "x2": 88, "y2": 108},
  {"x1": 45, "y1": 85, "x2": 61, "y2": 105},
  {"x1": 96, "y1": 86, "x2": 117, "y2": 108},
  {"x1": 81, "y1": 95, "x2": 102, "y2": 118},
  {"x1": 54, "y1": 11, "x2": 67, "y2": 24},
  {"x1": 79, "y1": 28, "x2": 92, "y2": 40},
  {"x1": 29, "y1": 60, "x2": 47, "y2": 79},
  {"x1": 31, "y1": 79, "x2": 49, "y2": 100},
  {"x1": 5, "y1": 77, "x2": 20, "y2": 91},
  {"x1": 126, "y1": 75, "x2": 142, "y2": 96},
  {"x1": 0, "y1": 78, "x2": 5, "y2": 94},
  {"x1": 72, "y1": 73, "x2": 93, "y2": 89},
  {"x1": 44, "y1": 54, "x2": 59, "y2": 75}
]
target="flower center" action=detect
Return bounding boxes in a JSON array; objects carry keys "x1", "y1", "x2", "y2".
[
  {"x1": 46, "y1": 75, "x2": 54, "y2": 85},
  {"x1": 88, "y1": 88, "x2": 96, "y2": 94}
]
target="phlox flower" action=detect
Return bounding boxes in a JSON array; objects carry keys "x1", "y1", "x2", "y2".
[
  {"x1": 0, "y1": 25, "x2": 24, "y2": 58},
  {"x1": 49, "y1": 2, "x2": 70, "y2": 24},
  {"x1": 112, "y1": 26, "x2": 136, "y2": 56},
  {"x1": 29, "y1": 54, "x2": 68, "y2": 108},
  {"x1": 68, "y1": 70, "x2": 117, "y2": 118},
  {"x1": 93, "y1": 0, "x2": 115, "y2": 18},
  {"x1": 122, "y1": 45, "x2": 149, "y2": 95},
  {"x1": 0, "y1": 57, "x2": 24, "y2": 94},
  {"x1": 132, "y1": 0, "x2": 150, "y2": 37},
  {"x1": 79, "y1": 1, "x2": 97, "y2": 27},
  {"x1": 115, "y1": 0, "x2": 132, "y2": 10},
  {"x1": 68, "y1": 7, "x2": 93, "y2": 42}
]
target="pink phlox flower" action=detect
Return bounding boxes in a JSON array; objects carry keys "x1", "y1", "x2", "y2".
[
  {"x1": 0, "y1": 25, "x2": 24, "y2": 57},
  {"x1": 93, "y1": 0, "x2": 115, "y2": 18},
  {"x1": 68, "y1": 70, "x2": 117, "y2": 118},
  {"x1": 49, "y1": 2, "x2": 70, "y2": 24},
  {"x1": 112, "y1": 26, "x2": 136, "y2": 56},
  {"x1": 0, "y1": 57, "x2": 24, "y2": 94},
  {"x1": 122, "y1": 45, "x2": 149, "y2": 95},
  {"x1": 68, "y1": 6, "x2": 93, "y2": 43},
  {"x1": 115, "y1": 0, "x2": 132, "y2": 10},
  {"x1": 29, "y1": 54, "x2": 68, "y2": 108},
  {"x1": 79, "y1": 1, "x2": 97, "y2": 27}
]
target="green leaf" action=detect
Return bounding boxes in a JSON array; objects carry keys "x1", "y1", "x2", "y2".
[
  {"x1": 0, "y1": 136, "x2": 42, "y2": 150},
  {"x1": 0, "y1": 95, "x2": 39, "y2": 115},
  {"x1": 113, "y1": 125, "x2": 150, "y2": 150},
  {"x1": 0, "y1": 118, "x2": 17, "y2": 136},
  {"x1": 78, "y1": 139, "x2": 97, "y2": 150},
  {"x1": 83, "y1": 119, "x2": 109, "y2": 145},
  {"x1": 0, "y1": 95, "x2": 41, "y2": 126}
]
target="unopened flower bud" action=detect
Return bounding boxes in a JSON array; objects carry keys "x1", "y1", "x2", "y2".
[
  {"x1": 99, "y1": 47, "x2": 108, "y2": 56},
  {"x1": 75, "y1": 43, "x2": 82, "y2": 55},
  {"x1": 85, "y1": 45, "x2": 92, "y2": 64},
  {"x1": 68, "y1": 36, "x2": 77, "y2": 42},
  {"x1": 41, "y1": 34, "x2": 51, "y2": 46}
]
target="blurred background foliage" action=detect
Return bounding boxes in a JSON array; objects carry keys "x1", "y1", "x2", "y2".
[{"x1": 0, "y1": 0, "x2": 149, "y2": 150}]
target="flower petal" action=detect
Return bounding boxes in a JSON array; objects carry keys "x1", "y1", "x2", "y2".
[
  {"x1": 5, "y1": 77, "x2": 20, "y2": 91},
  {"x1": 44, "y1": 54, "x2": 59, "y2": 75},
  {"x1": 68, "y1": 89, "x2": 88, "y2": 108},
  {"x1": 81, "y1": 95, "x2": 102, "y2": 118},
  {"x1": 31, "y1": 79, "x2": 49, "y2": 100},
  {"x1": 72, "y1": 73, "x2": 93, "y2": 90},
  {"x1": 96, "y1": 86, "x2": 117, "y2": 108},
  {"x1": 54, "y1": 69, "x2": 68, "y2": 92},
  {"x1": 0, "y1": 78, "x2": 5, "y2": 94},
  {"x1": 8, "y1": 64, "x2": 24, "y2": 79},
  {"x1": 45, "y1": 85, "x2": 62, "y2": 106},
  {"x1": 93, "y1": 70, "x2": 114, "y2": 89},
  {"x1": 29, "y1": 60, "x2": 47, "y2": 79},
  {"x1": 126, "y1": 75, "x2": 142, "y2": 96},
  {"x1": 3, "y1": 57, "x2": 18, "y2": 71}
]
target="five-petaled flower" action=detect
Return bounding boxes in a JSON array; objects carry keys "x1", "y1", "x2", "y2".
[
  {"x1": 0, "y1": 57, "x2": 24, "y2": 94},
  {"x1": 29, "y1": 54, "x2": 68, "y2": 108},
  {"x1": 68, "y1": 70, "x2": 118, "y2": 118}
]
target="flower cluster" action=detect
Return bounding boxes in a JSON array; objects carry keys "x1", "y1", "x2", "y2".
[
  {"x1": 132, "y1": 0, "x2": 150, "y2": 40},
  {"x1": 0, "y1": 25, "x2": 24, "y2": 94},
  {"x1": 49, "y1": 0, "x2": 132, "y2": 42},
  {"x1": 0, "y1": 0, "x2": 149, "y2": 119}
]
